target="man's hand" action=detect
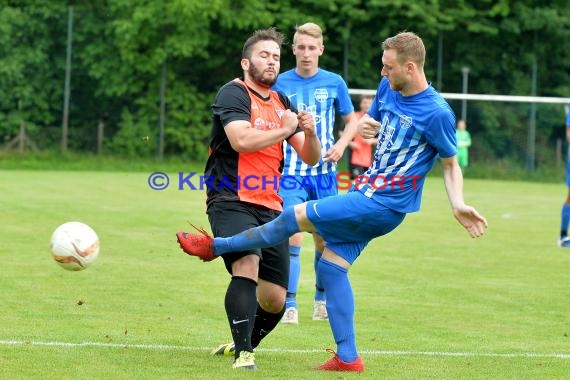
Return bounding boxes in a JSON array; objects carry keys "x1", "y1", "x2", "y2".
[
  {"x1": 297, "y1": 110, "x2": 316, "y2": 137},
  {"x1": 358, "y1": 114, "x2": 380, "y2": 139},
  {"x1": 323, "y1": 143, "x2": 346, "y2": 163},
  {"x1": 289, "y1": 110, "x2": 321, "y2": 166},
  {"x1": 281, "y1": 109, "x2": 300, "y2": 135},
  {"x1": 453, "y1": 206, "x2": 488, "y2": 238}
]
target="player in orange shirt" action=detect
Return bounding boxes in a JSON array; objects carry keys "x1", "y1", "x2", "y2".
[
  {"x1": 178, "y1": 28, "x2": 321, "y2": 370},
  {"x1": 346, "y1": 95, "x2": 377, "y2": 179}
]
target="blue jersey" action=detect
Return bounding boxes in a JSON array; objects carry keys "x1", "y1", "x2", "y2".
[
  {"x1": 274, "y1": 68, "x2": 354, "y2": 176},
  {"x1": 566, "y1": 105, "x2": 570, "y2": 127},
  {"x1": 359, "y1": 77, "x2": 456, "y2": 213}
]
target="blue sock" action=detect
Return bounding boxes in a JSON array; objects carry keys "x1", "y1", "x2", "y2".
[
  {"x1": 314, "y1": 250, "x2": 325, "y2": 301},
  {"x1": 286, "y1": 245, "x2": 301, "y2": 309},
  {"x1": 213, "y1": 207, "x2": 300, "y2": 256},
  {"x1": 561, "y1": 203, "x2": 570, "y2": 237},
  {"x1": 317, "y1": 258, "x2": 358, "y2": 362}
]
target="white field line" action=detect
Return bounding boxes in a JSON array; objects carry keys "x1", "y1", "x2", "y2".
[{"x1": 1, "y1": 340, "x2": 569, "y2": 359}]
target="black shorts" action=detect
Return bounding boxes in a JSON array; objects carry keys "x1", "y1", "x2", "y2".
[
  {"x1": 206, "y1": 201, "x2": 289, "y2": 289},
  {"x1": 349, "y1": 163, "x2": 367, "y2": 179}
]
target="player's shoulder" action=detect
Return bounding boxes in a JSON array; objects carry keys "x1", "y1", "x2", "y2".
[
  {"x1": 425, "y1": 85, "x2": 453, "y2": 112},
  {"x1": 281, "y1": 68, "x2": 297, "y2": 76},
  {"x1": 220, "y1": 79, "x2": 246, "y2": 91},
  {"x1": 214, "y1": 80, "x2": 250, "y2": 111},
  {"x1": 217, "y1": 80, "x2": 247, "y2": 97},
  {"x1": 317, "y1": 68, "x2": 346, "y2": 82},
  {"x1": 276, "y1": 68, "x2": 297, "y2": 80},
  {"x1": 274, "y1": 69, "x2": 298, "y2": 91}
]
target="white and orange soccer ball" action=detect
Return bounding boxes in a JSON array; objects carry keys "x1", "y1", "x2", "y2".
[{"x1": 50, "y1": 221, "x2": 100, "y2": 271}]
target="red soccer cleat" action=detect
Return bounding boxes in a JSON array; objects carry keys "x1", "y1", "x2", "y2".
[
  {"x1": 315, "y1": 349, "x2": 364, "y2": 373},
  {"x1": 176, "y1": 224, "x2": 215, "y2": 262}
]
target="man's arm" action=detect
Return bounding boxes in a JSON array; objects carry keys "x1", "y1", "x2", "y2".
[
  {"x1": 346, "y1": 135, "x2": 376, "y2": 149},
  {"x1": 287, "y1": 110, "x2": 321, "y2": 166},
  {"x1": 323, "y1": 112, "x2": 359, "y2": 162},
  {"x1": 225, "y1": 109, "x2": 299, "y2": 152},
  {"x1": 440, "y1": 155, "x2": 488, "y2": 238}
]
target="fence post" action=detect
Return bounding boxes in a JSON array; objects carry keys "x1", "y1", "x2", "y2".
[
  {"x1": 461, "y1": 67, "x2": 470, "y2": 121},
  {"x1": 97, "y1": 120, "x2": 104, "y2": 155},
  {"x1": 526, "y1": 59, "x2": 537, "y2": 172}
]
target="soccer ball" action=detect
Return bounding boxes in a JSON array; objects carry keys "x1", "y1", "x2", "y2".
[{"x1": 50, "y1": 221, "x2": 100, "y2": 271}]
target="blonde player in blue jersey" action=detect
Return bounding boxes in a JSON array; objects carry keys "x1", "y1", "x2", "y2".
[
  {"x1": 177, "y1": 31, "x2": 488, "y2": 372},
  {"x1": 558, "y1": 105, "x2": 570, "y2": 247},
  {"x1": 273, "y1": 22, "x2": 359, "y2": 324}
]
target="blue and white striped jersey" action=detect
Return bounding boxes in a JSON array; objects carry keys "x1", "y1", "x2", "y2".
[
  {"x1": 273, "y1": 68, "x2": 354, "y2": 176},
  {"x1": 360, "y1": 77, "x2": 457, "y2": 213}
]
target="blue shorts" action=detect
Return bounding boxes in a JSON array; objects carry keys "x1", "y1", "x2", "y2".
[
  {"x1": 279, "y1": 173, "x2": 338, "y2": 208},
  {"x1": 305, "y1": 190, "x2": 406, "y2": 264}
]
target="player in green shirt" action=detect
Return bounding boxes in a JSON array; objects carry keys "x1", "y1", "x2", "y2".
[{"x1": 456, "y1": 119, "x2": 471, "y2": 170}]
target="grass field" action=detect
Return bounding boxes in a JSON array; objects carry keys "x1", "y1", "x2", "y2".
[{"x1": 1, "y1": 169, "x2": 569, "y2": 379}]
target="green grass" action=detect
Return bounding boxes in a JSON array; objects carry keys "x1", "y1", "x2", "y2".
[
  {"x1": 0, "y1": 150, "x2": 565, "y2": 183},
  {"x1": 1, "y1": 169, "x2": 569, "y2": 379},
  {"x1": 0, "y1": 151, "x2": 205, "y2": 172}
]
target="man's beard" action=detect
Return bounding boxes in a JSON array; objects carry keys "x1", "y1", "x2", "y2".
[{"x1": 248, "y1": 64, "x2": 276, "y2": 87}]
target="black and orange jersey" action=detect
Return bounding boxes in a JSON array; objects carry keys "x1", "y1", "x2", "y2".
[{"x1": 205, "y1": 78, "x2": 300, "y2": 211}]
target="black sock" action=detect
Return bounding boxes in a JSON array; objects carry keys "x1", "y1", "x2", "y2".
[
  {"x1": 224, "y1": 276, "x2": 258, "y2": 358},
  {"x1": 561, "y1": 230, "x2": 567, "y2": 239},
  {"x1": 251, "y1": 303, "x2": 285, "y2": 349}
]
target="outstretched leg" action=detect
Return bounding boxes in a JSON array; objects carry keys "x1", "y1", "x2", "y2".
[{"x1": 214, "y1": 206, "x2": 312, "y2": 255}]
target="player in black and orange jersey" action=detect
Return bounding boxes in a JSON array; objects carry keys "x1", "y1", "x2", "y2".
[{"x1": 177, "y1": 28, "x2": 320, "y2": 370}]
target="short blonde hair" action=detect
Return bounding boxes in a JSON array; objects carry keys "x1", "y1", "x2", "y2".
[
  {"x1": 382, "y1": 31, "x2": 425, "y2": 69},
  {"x1": 293, "y1": 22, "x2": 323, "y2": 45}
]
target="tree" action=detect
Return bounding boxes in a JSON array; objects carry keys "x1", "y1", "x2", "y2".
[
  {"x1": 0, "y1": 1, "x2": 65, "y2": 149},
  {"x1": 1, "y1": 0, "x2": 569, "y2": 166}
]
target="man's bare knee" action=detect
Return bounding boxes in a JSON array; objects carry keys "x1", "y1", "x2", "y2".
[
  {"x1": 313, "y1": 234, "x2": 326, "y2": 252},
  {"x1": 294, "y1": 203, "x2": 316, "y2": 233},
  {"x1": 257, "y1": 280, "x2": 286, "y2": 313},
  {"x1": 231, "y1": 255, "x2": 260, "y2": 281},
  {"x1": 289, "y1": 232, "x2": 303, "y2": 246}
]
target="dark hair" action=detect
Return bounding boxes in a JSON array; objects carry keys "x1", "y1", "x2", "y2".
[{"x1": 242, "y1": 27, "x2": 286, "y2": 59}]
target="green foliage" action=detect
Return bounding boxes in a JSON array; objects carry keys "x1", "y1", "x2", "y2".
[
  {"x1": 1, "y1": 0, "x2": 569, "y2": 164},
  {"x1": 0, "y1": 1, "x2": 64, "y2": 139},
  {"x1": 107, "y1": 109, "x2": 156, "y2": 157},
  {"x1": 161, "y1": 82, "x2": 212, "y2": 161},
  {"x1": 0, "y1": 150, "x2": 204, "y2": 171}
]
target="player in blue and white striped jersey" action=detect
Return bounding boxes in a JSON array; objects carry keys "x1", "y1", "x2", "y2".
[
  {"x1": 357, "y1": 74, "x2": 457, "y2": 213},
  {"x1": 276, "y1": 68, "x2": 354, "y2": 177},
  {"x1": 273, "y1": 22, "x2": 359, "y2": 324}
]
